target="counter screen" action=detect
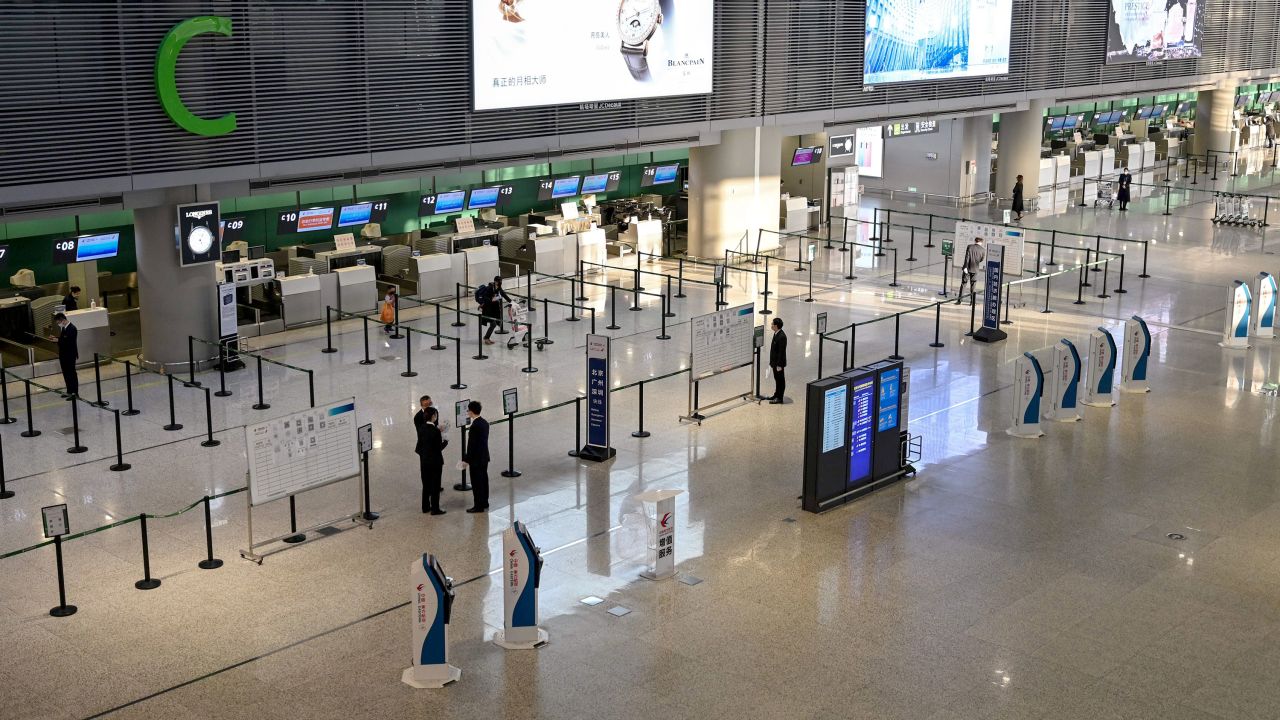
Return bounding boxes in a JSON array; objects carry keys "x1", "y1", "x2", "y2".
[
  {"x1": 468, "y1": 187, "x2": 501, "y2": 209},
  {"x1": 337, "y1": 202, "x2": 372, "y2": 227},
  {"x1": 551, "y1": 176, "x2": 581, "y2": 199},
  {"x1": 296, "y1": 207, "x2": 335, "y2": 232},
  {"x1": 582, "y1": 172, "x2": 620, "y2": 194},
  {"x1": 849, "y1": 377, "x2": 875, "y2": 487}
]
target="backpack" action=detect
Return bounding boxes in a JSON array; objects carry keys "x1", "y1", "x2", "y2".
[{"x1": 474, "y1": 284, "x2": 491, "y2": 305}]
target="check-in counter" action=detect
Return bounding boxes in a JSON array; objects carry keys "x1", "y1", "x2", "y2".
[
  {"x1": 1158, "y1": 136, "x2": 1181, "y2": 160},
  {"x1": 531, "y1": 235, "x2": 566, "y2": 277},
  {"x1": 1100, "y1": 147, "x2": 1116, "y2": 177},
  {"x1": 577, "y1": 228, "x2": 607, "y2": 275},
  {"x1": 780, "y1": 196, "x2": 809, "y2": 233},
  {"x1": 1038, "y1": 157, "x2": 1056, "y2": 188},
  {"x1": 622, "y1": 218, "x2": 664, "y2": 257},
  {"x1": 279, "y1": 273, "x2": 323, "y2": 327},
  {"x1": 462, "y1": 245, "x2": 500, "y2": 289},
  {"x1": 1139, "y1": 140, "x2": 1156, "y2": 169},
  {"x1": 334, "y1": 265, "x2": 377, "y2": 315},
  {"x1": 1074, "y1": 150, "x2": 1102, "y2": 178},
  {"x1": 409, "y1": 253, "x2": 455, "y2": 300},
  {"x1": 66, "y1": 307, "x2": 109, "y2": 363}
]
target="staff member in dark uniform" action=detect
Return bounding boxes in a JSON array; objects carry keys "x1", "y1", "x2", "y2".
[
  {"x1": 62, "y1": 286, "x2": 81, "y2": 311},
  {"x1": 768, "y1": 317, "x2": 787, "y2": 404},
  {"x1": 1117, "y1": 167, "x2": 1133, "y2": 211},
  {"x1": 415, "y1": 406, "x2": 448, "y2": 515},
  {"x1": 1012, "y1": 175, "x2": 1026, "y2": 222},
  {"x1": 52, "y1": 312, "x2": 78, "y2": 398},
  {"x1": 462, "y1": 400, "x2": 490, "y2": 513}
]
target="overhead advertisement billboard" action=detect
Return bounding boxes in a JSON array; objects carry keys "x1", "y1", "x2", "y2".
[
  {"x1": 472, "y1": 0, "x2": 714, "y2": 111},
  {"x1": 863, "y1": 0, "x2": 1012, "y2": 85},
  {"x1": 1106, "y1": 0, "x2": 1205, "y2": 63}
]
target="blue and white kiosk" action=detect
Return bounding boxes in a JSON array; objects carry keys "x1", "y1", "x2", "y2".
[
  {"x1": 494, "y1": 521, "x2": 549, "y2": 650},
  {"x1": 1008, "y1": 352, "x2": 1044, "y2": 438},
  {"x1": 403, "y1": 554, "x2": 461, "y2": 689},
  {"x1": 1081, "y1": 327, "x2": 1117, "y2": 408},
  {"x1": 1255, "y1": 272, "x2": 1276, "y2": 339},
  {"x1": 1119, "y1": 315, "x2": 1152, "y2": 393},
  {"x1": 1045, "y1": 339, "x2": 1082, "y2": 422},
  {"x1": 1220, "y1": 281, "x2": 1252, "y2": 349}
]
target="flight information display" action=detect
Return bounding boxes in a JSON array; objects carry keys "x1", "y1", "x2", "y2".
[
  {"x1": 468, "y1": 186, "x2": 501, "y2": 209},
  {"x1": 849, "y1": 376, "x2": 875, "y2": 487},
  {"x1": 581, "y1": 171, "x2": 622, "y2": 194},
  {"x1": 53, "y1": 233, "x2": 121, "y2": 264},
  {"x1": 641, "y1": 164, "x2": 679, "y2": 187},
  {"x1": 551, "y1": 176, "x2": 581, "y2": 199},
  {"x1": 419, "y1": 190, "x2": 467, "y2": 216},
  {"x1": 877, "y1": 368, "x2": 901, "y2": 432},
  {"x1": 821, "y1": 384, "x2": 847, "y2": 453},
  {"x1": 296, "y1": 207, "x2": 335, "y2": 233}
]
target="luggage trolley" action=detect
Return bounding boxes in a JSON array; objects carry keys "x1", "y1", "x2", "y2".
[
  {"x1": 1093, "y1": 181, "x2": 1115, "y2": 208},
  {"x1": 505, "y1": 299, "x2": 546, "y2": 351}
]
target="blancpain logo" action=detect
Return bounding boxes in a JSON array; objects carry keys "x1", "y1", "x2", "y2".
[
  {"x1": 185, "y1": 209, "x2": 214, "y2": 220},
  {"x1": 667, "y1": 56, "x2": 706, "y2": 67}
]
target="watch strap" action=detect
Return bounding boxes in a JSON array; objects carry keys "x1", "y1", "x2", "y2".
[{"x1": 622, "y1": 46, "x2": 650, "y2": 81}]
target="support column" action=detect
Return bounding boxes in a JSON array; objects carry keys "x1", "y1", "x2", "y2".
[
  {"x1": 995, "y1": 100, "x2": 1046, "y2": 203},
  {"x1": 135, "y1": 204, "x2": 217, "y2": 371},
  {"x1": 688, "y1": 126, "x2": 782, "y2": 258},
  {"x1": 959, "y1": 115, "x2": 994, "y2": 199},
  {"x1": 1192, "y1": 78, "x2": 1239, "y2": 156}
]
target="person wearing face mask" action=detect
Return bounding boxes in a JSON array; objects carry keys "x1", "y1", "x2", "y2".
[
  {"x1": 1117, "y1": 167, "x2": 1133, "y2": 211},
  {"x1": 51, "y1": 312, "x2": 78, "y2": 399}
]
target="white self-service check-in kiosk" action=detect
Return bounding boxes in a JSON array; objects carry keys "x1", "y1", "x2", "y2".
[
  {"x1": 1220, "y1": 280, "x2": 1252, "y2": 349},
  {"x1": 494, "y1": 521, "x2": 549, "y2": 650},
  {"x1": 1081, "y1": 327, "x2": 1117, "y2": 408},
  {"x1": 1255, "y1": 272, "x2": 1276, "y2": 339},
  {"x1": 1045, "y1": 339, "x2": 1082, "y2": 422},
  {"x1": 1119, "y1": 315, "x2": 1152, "y2": 393},
  {"x1": 402, "y1": 554, "x2": 461, "y2": 689},
  {"x1": 1008, "y1": 352, "x2": 1045, "y2": 438}
]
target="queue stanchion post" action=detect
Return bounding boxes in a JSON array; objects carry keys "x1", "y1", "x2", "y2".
[
  {"x1": 657, "y1": 294, "x2": 671, "y2": 340},
  {"x1": 907, "y1": 227, "x2": 917, "y2": 262},
  {"x1": 322, "y1": 306, "x2": 337, "y2": 353},
  {"x1": 134, "y1": 513, "x2": 161, "y2": 590},
  {"x1": 1048, "y1": 230, "x2": 1057, "y2": 265},
  {"x1": 794, "y1": 237, "x2": 805, "y2": 271},
  {"x1": 1041, "y1": 274, "x2": 1053, "y2": 314},
  {"x1": 307, "y1": 369, "x2": 315, "y2": 408},
  {"x1": 576, "y1": 263, "x2": 589, "y2": 301},
  {"x1": 1002, "y1": 282, "x2": 1012, "y2": 325},
  {"x1": 1075, "y1": 260, "x2": 1087, "y2": 305},
  {"x1": 675, "y1": 256, "x2": 686, "y2": 298},
  {"x1": 473, "y1": 316, "x2": 488, "y2": 361},
  {"x1": 451, "y1": 337, "x2": 467, "y2": 390},
  {"x1": 569, "y1": 396, "x2": 582, "y2": 457},
  {"x1": 589, "y1": 307, "x2": 597, "y2": 335},
  {"x1": 390, "y1": 293, "x2": 403, "y2": 339},
  {"x1": 198, "y1": 495, "x2": 223, "y2": 570},
  {"x1": 21, "y1": 379, "x2": 39, "y2": 437},
  {"x1": 607, "y1": 286, "x2": 621, "y2": 330},
  {"x1": 629, "y1": 285, "x2": 641, "y2": 312},
  {"x1": 361, "y1": 449, "x2": 378, "y2": 522},
  {"x1": 501, "y1": 413, "x2": 521, "y2": 478},
  {"x1": 1035, "y1": 243, "x2": 1044, "y2": 276},
  {"x1": 186, "y1": 336, "x2": 199, "y2": 387},
  {"x1": 453, "y1": 286, "x2": 466, "y2": 328},
  {"x1": 890, "y1": 249, "x2": 899, "y2": 287},
  {"x1": 1098, "y1": 260, "x2": 1112, "y2": 299},
  {"x1": 889, "y1": 314, "x2": 904, "y2": 361},
  {"x1": 849, "y1": 324, "x2": 857, "y2": 369},
  {"x1": 632, "y1": 381, "x2": 651, "y2": 438},
  {"x1": 817, "y1": 336, "x2": 825, "y2": 380},
  {"x1": 966, "y1": 293, "x2": 977, "y2": 337},
  {"x1": 634, "y1": 254, "x2": 644, "y2": 291},
  {"x1": 930, "y1": 303, "x2": 945, "y2": 348},
  {"x1": 1092, "y1": 236, "x2": 1102, "y2": 272},
  {"x1": 454, "y1": 426, "x2": 471, "y2": 491},
  {"x1": 1139, "y1": 241, "x2": 1150, "y2": 278},
  {"x1": 523, "y1": 316, "x2": 537, "y2": 374},
  {"x1": 283, "y1": 495, "x2": 305, "y2": 544},
  {"x1": 1114, "y1": 253, "x2": 1128, "y2": 294},
  {"x1": 663, "y1": 276, "x2": 675, "y2": 318},
  {"x1": 0, "y1": 371, "x2": 14, "y2": 424},
  {"x1": 67, "y1": 398, "x2": 87, "y2": 453},
  {"x1": 122, "y1": 361, "x2": 139, "y2": 416},
  {"x1": 1164, "y1": 184, "x2": 1173, "y2": 215},
  {"x1": 201, "y1": 388, "x2": 219, "y2": 447},
  {"x1": 215, "y1": 343, "x2": 232, "y2": 397},
  {"x1": 252, "y1": 355, "x2": 270, "y2": 411},
  {"x1": 541, "y1": 297, "x2": 554, "y2": 344},
  {"x1": 761, "y1": 256, "x2": 773, "y2": 295},
  {"x1": 0, "y1": 433, "x2": 11, "y2": 498},
  {"x1": 1082, "y1": 249, "x2": 1093, "y2": 287},
  {"x1": 163, "y1": 374, "x2": 183, "y2": 431},
  {"x1": 109, "y1": 410, "x2": 130, "y2": 472},
  {"x1": 805, "y1": 258, "x2": 815, "y2": 302},
  {"x1": 924, "y1": 215, "x2": 935, "y2": 248},
  {"x1": 402, "y1": 332, "x2": 417, "y2": 378},
  {"x1": 91, "y1": 353, "x2": 108, "y2": 407},
  {"x1": 49, "y1": 535, "x2": 76, "y2": 617},
  {"x1": 359, "y1": 316, "x2": 375, "y2": 365},
  {"x1": 432, "y1": 305, "x2": 447, "y2": 349}
]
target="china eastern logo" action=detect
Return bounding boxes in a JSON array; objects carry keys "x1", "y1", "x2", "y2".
[{"x1": 155, "y1": 16, "x2": 237, "y2": 137}]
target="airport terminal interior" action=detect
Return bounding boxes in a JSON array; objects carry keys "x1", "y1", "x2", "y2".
[{"x1": 7, "y1": 1, "x2": 1280, "y2": 718}]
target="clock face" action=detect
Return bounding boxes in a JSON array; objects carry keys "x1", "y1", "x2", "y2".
[
  {"x1": 618, "y1": 0, "x2": 659, "y2": 45},
  {"x1": 187, "y1": 226, "x2": 215, "y2": 255}
]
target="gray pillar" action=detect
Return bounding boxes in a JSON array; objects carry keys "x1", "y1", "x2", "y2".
[
  {"x1": 960, "y1": 115, "x2": 994, "y2": 198},
  {"x1": 1192, "y1": 78, "x2": 1239, "y2": 157},
  {"x1": 688, "y1": 126, "x2": 782, "y2": 258},
  {"x1": 995, "y1": 100, "x2": 1045, "y2": 203},
  {"x1": 134, "y1": 204, "x2": 217, "y2": 371}
]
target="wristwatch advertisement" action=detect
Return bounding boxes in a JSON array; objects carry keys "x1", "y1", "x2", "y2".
[
  {"x1": 471, "y1": 0, "x2": 712, "y2": 111},
  {"x1": 177, "y1": 201, "x2": 221, "y2": 267}
]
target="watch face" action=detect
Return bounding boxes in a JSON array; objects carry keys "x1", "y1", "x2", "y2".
[
  {"x1": 618, "y1": 0, "x2": 659, "y2": 45},
  {"x1": 188, "y1": 226, "x2": 214, "y2": 255}
]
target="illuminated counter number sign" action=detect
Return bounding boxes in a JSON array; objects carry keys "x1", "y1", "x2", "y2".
[{"x1": 156, "y1": 16, "x2": 237, "y2": 137}]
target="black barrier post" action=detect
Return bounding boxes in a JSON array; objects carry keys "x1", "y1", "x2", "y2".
[
  {"x1": 805, "y1": 260, "x2": 815, "y2": 302},
  {"x1": 568, "y1": 396, "x2": 582, "y2": 457},
  {"x1": 1114, "y1": 253, "x2": 1128, "y2": 294},
  {"x1": 607, "y1": 286, "x2": 621, "y2": 330},
  {"x1": 966, "y1": 294, "x2": 977, "y2": 337},
  {"x1": 163, "y1": 374, "x2": 182, "y2": 431},
  {"x1": 930, "y1": 304, "x2": 945, "y2": 348},
  {"x1": 201, "y1": 388, "x2": 219, "y2": 447},
  {"x1": 889, "y1": 314, "x2": 903, "y2": 360},
  {"x1": 1190, "y1": 157, "x2": 1198, "y2": 184},
  {"x1": 794, "y1": 238, "x2": 805, "y2": 271},
  {"x1": 307, "y1": 370, "x2": 315, "y2": 408},
  {"x1": 67, "y1": 399, "x2": 86, "y2": 453},
  {"x1": 567, "y1": 295, "x2": 580, "y2": 323},
  {"x1": 21, "y1": 380, "x2": 39, "y2": 437},
  {"x1": 187, "y1": 337, "x2": 199, "y2": 388},
  {"x1": 1002, "y1": 283, "x2": 1012, "y2": 326},
  {"x1": 760, "y1": 262, "x2": 772, "y2": 304},
  {"x1": 890, "y1": 250, "x2": 899, "y2": 287},
  {"x1": 501, "y1": 413, "x2": 521, "y2": 478},
  {"x1": 283, "y1": 495, "x2": 305, "y2": 544},
  {"x1": 589, "y1": 307, "x2": 597, "y2": 335},
  {"x1": 322, "y1": 306, "x2": 337, "y2": 353},
  {"x1": 1164, "y1": 185, "x2": 1173, "y2": 216},
  {"x1": 1212, "y1": 154, "x2": 1219, "y2": 181},
  {"x1": 134, "y1": 513, "x2": 161, "y2": 590},
  {"x1": 49, "y1": 535, "x2": 76, "y2": 617},
  {"x1": 453, "y1": 286, "x2": 466, "y2": 328},
  {"x1": 215, "y1": 344, "x2": 232, "y2": 397},
  {"x1": 361, "y1": 451, "x2": 378, "y2": 522},
  {"x1": 1082, "y1": 249, "x2": 1093, "y2": 287},
  {"x1": 632, "y1": 381, "x2": 652, "y2": 438},
  {"x1": 845, "y1": 244, "x2": 856, "y2": 281},
  {"x1": 657, "y1": 294, "x2": 671, "y2": 340},
  {"x1": 402, "y1": 333, "x2": 417, "y2": 378},
  {"x1": 390, "y1": 293, "x2": 403, "y2": 339},
  {"x1": 907, "y1": 227, "x2": 918, "y2": 261},
  {"x1": 252, "y1": 355, "x2": 270, "y2": 411},
  {"x1": 110, "y1": 410, "x2": 130, "y2": 472},
  {"x1": 1034, "y1": 243, "x2": 1044, "y2": 276},
  {"x1": 120, "y1": 362, "x2": 138, "y2": 415},
  {"x1": 924, "y1": 215, "x2": 935, "y2": 248},
  {"x1": 675, "y1": 257, "x2": 687, "y2": 298},
  {"x1": 1139, "y1": 241, "x2": 1150, "y2": 278},
  {"x1": 91, "y1": 354, "x2": 108, "y2": 407},
  {"x1": 455, "y1": 426, "x2": 471, "y2": 491},
  {"x1": 359, "y1": 316, "x2": 375, "y2": 365},
  {"x1": 1048, "y1": 231, "x2": 1057, "y2": 265},
  {"x1": 1091, "y1": 236, "x2": 1102, "y2": 272},
  {"x1": 1075, "y1": 261, "x2": 1087, "y2": 305},
  {"x1": 0, "y1": 373, "x2": 13, "y2": 424},
  {"x1": 1078, "y1": 178, "x2": 1089, "y2": 207},
  {"x1": 576, "y1": 263, "x2": 589, "y2": 301},
  {"x1": 1041, "y1": 275, "x2": 1053, "y2": 314},
  {"x1": 875, "y1": 234, "x2": 886, "y2": 257},
  {"x1": 635, "y1": 253, "x2": 644, "y2": 291},
  {"x1": 541, "y1": 298, "x2": 555, "y2": 344},
  {"x1": 817, "y1": 337, "x2": 825, "y2": 380},
  {"x1": 523, "y1": 318, "x2": 537, "y2": 374},
  {"x1": 0, "y1": 433, "x2": 10, "y2": 499},
  {"x1": 629, "y1": 285, "x2": 641, "y2": 312},
  {"x1": 432, "y1": 307, "x2": 447, "y2": 349},
  {"x1": 850, "y1": 324, "x2": 857, "y2": 369},
  {"x1": 451, "y1": 338, "x2": 467, "y2": 390},
  {"x1": 1098, "y1": 260, "x2": 1112, "y2": 299},
  {"x1": 1263, "y1": 196, "x2": 1271, "y2": 228},
  {"x1": 870, "y1": 208, "x2": 879, "y2": 241},
  {"x1": 664, "y1": 276, "x2": 675, "y2": 318},
  {"x1": 473, "y1": 317, "x2": 488, "y2": 360},
  {"x1": 199, "y1": 495, "x2": 222, "y2": 569}
]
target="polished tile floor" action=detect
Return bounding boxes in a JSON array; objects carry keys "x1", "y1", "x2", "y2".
[{"x1": 4, "y1": 176, "x2": 1280, "y2": 718}]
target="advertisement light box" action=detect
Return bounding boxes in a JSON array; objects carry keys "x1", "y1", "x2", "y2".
[
  {"x1": 1106, "y1": 0, "x2": 1204, "y2": 63},
  {"x1": 863, "y1": 0, "x2": 1012, "y2": 85},
  {"x1": 471, "y1": 0, "x2": 714, "y2": 111}
]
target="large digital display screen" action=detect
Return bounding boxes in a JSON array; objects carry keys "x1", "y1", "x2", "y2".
[
  {"x1": 296, "y1": 207, "x2": 335, "y2": 233},
  {"x1": 863, "y1": 0, "x2": 1012, "y2": 85},
  {"x1": 849, "y1": 377, "x2": 875, "y2": 487},
  {"x1": 821, "y1": 385, "x2": 847, "y2": 453},
  {"x1": 420, "y1": 191, "x2": 467, "y2": 216},
  {"x1": 551, "y1": 176, "x2": 581, "y2": 199},
  {"x1": 854, "y1": 127, "x2": 884, "y2": 178},
  {"x1": 337, "y1": 202, "x2": 373, "y2": 227},
  {"x1": 1106, "y1": 0, "x2": 1205, "y2": 63},
  {"x1": 791, "y1": 147, "x2": 823, "y2": 166},
  {"x1": 53, "y1": 233, "x2": 121, "y2": 264},
  {"x1": 581, "y1": 171, "x2": 622, "y2": 194},
  {"x1": 641, "y1": 164, "x2": 680, "y2": 187},
  {"x1": 471, "y1": 0, "x2": 714, "y2": 111},
  {"x1": 877, "y1": 368, "x2": 901, "y2": 432},
  {"x1": 468, "y1": 187, "x2": 501, "y2": 209}
]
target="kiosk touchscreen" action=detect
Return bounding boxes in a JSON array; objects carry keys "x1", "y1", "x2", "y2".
[
  {"x1": 403, "y1": 554, "x2": 460, "y2": 688},
  {"x1": 495, "y1": 521, "x2": 548, "y2": 650}
]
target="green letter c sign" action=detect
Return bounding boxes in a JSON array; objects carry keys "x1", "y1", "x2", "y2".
[{"x1": 155, "y1": 16, "x2": 236, "y2": 137}]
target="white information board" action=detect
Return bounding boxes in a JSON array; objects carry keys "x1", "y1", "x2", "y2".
[
  {"x1": 246, "y1": 398, "x2": 360, "y2": 506},
  {"x1": 955, "y1": 221, "x2": 1025, "y2": 276},
  {"x1": 690, "y1": 304, "x2": 756, "y2": 379}
]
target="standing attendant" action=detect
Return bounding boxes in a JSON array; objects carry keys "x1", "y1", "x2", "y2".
[
  {"x1": 52, "y1": 312, "x2": 78, "y2": 399},
  {"x1": 62, "y1": 286, "x2": 81, "y2": 311},
  {"x1": 768, "y1": 317, "x2": 787, "y2": 404},
  {"x1": 1117, "y1": 167, "x2": 1133, "y2": 211},
  {"x1": 1012, "y1": 175, "x2": 1026, "y2": 222},
  {"x1": 462, "y1": 400, "x2": 490, "y2": 513},
  {"x1": 415, "y1": 407, "x2": 448, "y2": 515},
  {"x1": 956, "y1": 237, "x2": 985, "y2": 304}
]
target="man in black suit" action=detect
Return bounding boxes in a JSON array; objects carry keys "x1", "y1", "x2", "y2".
[
  {"x1": 62, "y1": 286, "x2": 81, "y2": 311},
  {"x1": 462, "y1": 400, "x2": 490, "y2": 513},
  {"x1": 415, "y1": 406, "x2": 448, "y2": 515},
  {"x1": 768, "y1": 317, "x2": 787, "y2": 404},
  {"x1": 412, "y1": 395, "x2": 433, "y2": 431},
  {"x1": 53, "y1": 312, "x2": 78, "y2": 399}
]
